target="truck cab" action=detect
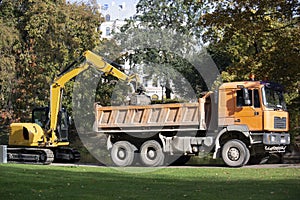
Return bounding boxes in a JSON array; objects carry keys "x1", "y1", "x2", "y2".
[{"x1": 218, "y1": 81, "x2": 290, "y2": 158}]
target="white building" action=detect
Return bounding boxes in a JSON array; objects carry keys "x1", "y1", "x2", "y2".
[{"x1": 99, "y1": 20, "x2": 127, "y2": 39}]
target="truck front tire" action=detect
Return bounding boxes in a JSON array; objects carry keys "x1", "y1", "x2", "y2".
[
  {"x1": 110, "y1": 141, "x2": 136, "y2": 167},
  {"x1": 221, "y1": 139, "x2": 250, "y2": 167}
]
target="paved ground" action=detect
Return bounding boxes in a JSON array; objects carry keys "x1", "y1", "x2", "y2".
[
  {"x1": 243, "y1": 163, "x2": 300, "y2": 168},
  {"x1": 51, "y1": 163, "x2": 300, "y2": 168}
]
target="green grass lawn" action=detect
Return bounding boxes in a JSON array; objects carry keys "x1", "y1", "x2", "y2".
[{"x1": 0, "y1": 164, "x2": 299, "y2": 200}]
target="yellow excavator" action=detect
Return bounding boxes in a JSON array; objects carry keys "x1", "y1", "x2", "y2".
[{"x1": 7, "y1": 50, "x2": 144, "y2": 164}]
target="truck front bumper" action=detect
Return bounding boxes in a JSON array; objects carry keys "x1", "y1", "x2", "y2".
[
  {"x1": 263, "y1": 133, "x2": 290, "y2": 153},
  {"x1": 263, "y1": 133, "x2": 290, "y2": 145}
]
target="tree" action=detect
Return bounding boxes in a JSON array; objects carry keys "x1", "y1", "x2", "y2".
[
  {"x1": 0, "y1": 0, "x2": 22, "y2": 124},
  {"x1": 0, "y1": 17, "x2": 19, "y2": 126},
  {"x1": 201, "y1": 0, "x2": 300, "y2": 136},
  {"x1": 0, "y1": 0, "x2": 101, "y2": 121},
  {"x1": 116, "y1": 0, "x2": 212, "y2": 100},
  {"x1": 201, "y1": 0, "x2": 299, "y2": 85},
  {"x1": 136, "y1": 0, "x2": 204, "y2": 36}
]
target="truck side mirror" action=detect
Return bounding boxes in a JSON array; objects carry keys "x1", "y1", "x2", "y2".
[{"x1": 242, "y1": 88, "x2": 251, "y2": 105}]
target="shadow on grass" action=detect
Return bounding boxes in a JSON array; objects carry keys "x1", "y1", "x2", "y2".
[{"x1": 0, "y1": 164, "x2": 299, "y2": 200}]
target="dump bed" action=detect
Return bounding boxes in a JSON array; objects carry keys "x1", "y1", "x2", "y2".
[{"x1": 94, "y1": 98, "x2": 207, "y2": 134}]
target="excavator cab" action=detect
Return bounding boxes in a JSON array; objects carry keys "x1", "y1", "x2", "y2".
[
  {"x1": 32, "y1": 107, "x2": 49, "y2": 129},
  {"x1": 32, "y1": 107, "x2": 69, "y2": 142}
]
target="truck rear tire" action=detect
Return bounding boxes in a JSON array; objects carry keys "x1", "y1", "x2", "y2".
[
  {"x1": 140, "y1": 140, "x2": 164, "y2": 167},
  {"x1": 221, "y1": 139, "x2": 250, "y2": 167},
  {"x1": 110, "y1": 141, "x2": 136, "y2": 167}
]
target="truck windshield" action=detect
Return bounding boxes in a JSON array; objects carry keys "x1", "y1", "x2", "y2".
[{"x1": 262, "y1": 86, "x2": 286, "y2": 110}]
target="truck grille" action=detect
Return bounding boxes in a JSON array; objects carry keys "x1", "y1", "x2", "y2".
[{"x1": 274, "y1": 117, "x2": 287, "y2": 129}]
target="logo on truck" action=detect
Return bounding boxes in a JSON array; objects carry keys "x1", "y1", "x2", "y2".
[{"x1": 265, "y1": 146, "x2": 286, "y2": 152}]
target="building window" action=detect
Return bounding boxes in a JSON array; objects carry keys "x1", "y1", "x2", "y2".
[
  {"x1": 106, "y1": 27, "x2": 111, "y2": 36},
  {"x1": 105, "y1": 14, "x2": 110, "y2": 22},
  {"x1": 152, "y1": 78, "x2": 158, "y2": 87},
  {"x1": 143, "y1": 78, "x2": 148, "y2": 87},
  {"x1": 102, "y1": 4, "x2": 109, "y2": 10}
]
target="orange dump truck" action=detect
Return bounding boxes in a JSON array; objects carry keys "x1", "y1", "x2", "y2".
[{"x1": 94, "y1": 81, "x2": 290, "y2": 167}]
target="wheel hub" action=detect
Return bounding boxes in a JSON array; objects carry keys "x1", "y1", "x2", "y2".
[
  {"x1": 228, "y1": 147, "x2": 240, "y2": 161},
  {"x1": 147, "y1": 149, "x2": 157, "y2": 159},
  {"x1": 117, "y1": 148, "x2": 126, "y2": 160}
]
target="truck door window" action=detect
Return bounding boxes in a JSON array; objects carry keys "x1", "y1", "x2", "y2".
[
  {"x1": 236, "y1": 89, "x2": 252, "y2": 107},
  {"x1": 253, "y1": 89, "x2": 260, "y2": 108}
]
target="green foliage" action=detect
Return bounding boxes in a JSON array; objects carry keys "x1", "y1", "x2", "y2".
[
  {"x1": 0, "y1": 0, "x2": 101, "y2": 121},
  {"x1": 0, "y1": 11, "x2": 20, "y2": 130},
  {"x1": 0, "y1": 19, "x2": 18, "y2": 111},
  {"x1": 201, "y1": 0, "x2": 299, "y2": 86},
  {"x1": 201, "y1": 0, "x2": 300, "y2": 134},
  {"x1": 136, "y1": 0, "x2": 204, "y2": 35}
]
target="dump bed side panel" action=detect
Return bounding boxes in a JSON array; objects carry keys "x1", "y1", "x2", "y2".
[{"x1": 95, "y1": 99, "x2": 207, "y2": 133}]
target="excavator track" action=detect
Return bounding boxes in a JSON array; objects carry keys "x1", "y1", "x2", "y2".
[
  {"x1": 53, "y1": 147, "x2": 81, "y2": 163},
  {"x1": 7, "y1": 148, "x2": 54, "y2": 165}
]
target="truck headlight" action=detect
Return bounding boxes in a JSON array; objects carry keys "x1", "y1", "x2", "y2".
[
  {"x1": 280, "y1": 137, "x2": 286, "y2": 144},
  {"x1": 270, "y1": 135, "x2": 277, "y2": 143}
]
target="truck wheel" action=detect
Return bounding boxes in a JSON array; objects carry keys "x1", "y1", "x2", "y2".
[
  {"x1": 110, "y1": 141, "x2": 136, "y2": 167},
  {"x1": 140, "y1": 140, "x2": 164, "y2": 167},
  {"x1": 221, "y1": 139, "x2": 250, "y2": 167}
]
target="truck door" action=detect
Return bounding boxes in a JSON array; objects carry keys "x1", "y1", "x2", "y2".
[{"x1": 234, "y1": 89, "x2": 263, "y2": 131}]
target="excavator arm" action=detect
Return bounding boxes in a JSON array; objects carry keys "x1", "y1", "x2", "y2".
[{"x1": 48, "y1": 50, "x2": 141, "y2": 144}]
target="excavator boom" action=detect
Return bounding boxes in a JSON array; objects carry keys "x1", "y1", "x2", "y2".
[{"x1": 49, "y1": 51, "x2": 140, "y2": 142}]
